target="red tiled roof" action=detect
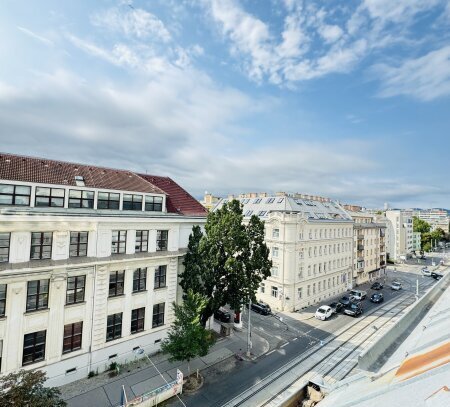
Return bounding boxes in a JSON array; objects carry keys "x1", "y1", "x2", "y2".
[
  {"x1": 0, "y1": 152, "x2": 164, "y2": 194},
  {"x1": 138, "y1": 174, "x2": 207, "y2": 217}
]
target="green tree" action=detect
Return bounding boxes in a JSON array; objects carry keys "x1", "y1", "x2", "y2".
[
  {"x1": 0, "y1": 369, "x2": 66, "y2": 407},
  {"x1": 161, "y1": 289, "x2": 215, "y2": 377},
  {"x1": 180, "y1": 200, "x2": 272, "y2": 326},
  {"x1": 179, "y1": 225, "x2": 205, "y2": 300},
  {"x1": 413, "y1": 216, "x2": 431, "y2": 234}
]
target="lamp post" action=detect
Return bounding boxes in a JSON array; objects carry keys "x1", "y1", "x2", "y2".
[{"x1": 247, "y1": 299, "x2": 252, "y2": 357}]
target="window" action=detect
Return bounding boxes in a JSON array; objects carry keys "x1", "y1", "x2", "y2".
[
  {"x1": 106, "y1": 313, "x2": 122, "y2": 341},
  {"x1": 245, "y1": 210, "x2": 253, "y2": 216},
  {"x1": 272, "y1": 228, "x2": 280, "y2": 238},
  {"x1": 271, "y1": 266, "x2": 279, "y2": 277},
  {"x1": 260, "y1": 283, "x2": 265, "y2": 293},
  {"x1": 271, "y1": 286, "x2": 278, "y2": 298},
  {"x1": 0, "y1": 184, "x2": 31, "y2": 206},
  {"x1": 109, "y1": 271, "x2": 125, "y2": 297},
  {"x1": 156, "y1": 230, "x2": 168, "y2": 251},
  {"x1": 111, "y1": 230, "x2": 127, "y2": 254},
  {"x1": 152, "y1": 303, "x2": 165, "y2": 328},
  {"x1": 154, "y1": 265, "x2": 167, "y2": 289},
  {"x1": 133, "y1": 268, "x2": 147, "y2": 292},
  {"x1": 70, "y1": 232, "x2": 88, "y2": 257},
  {"x1": 135, "y1": 230, "x2": 148, "y2": 252},
  {"x1": 22, "y1": 330, "x2": 46, "y2": 366},
  {"x1": 277, "y1": 198, "x2": 284, "y2": 203},
  {"x1": 97, "y1": 192, "x2": 120, "y2": 210},
  {"x1": 272, "y1": 247, "x2": 279, "y2": 258},
  {"x1": 145, "y1": 196, "x2": 163, "y2": 211},
  {"x1": 0, "y1": 284, "x2": 6, "y2": 317},
  {"x1": 123, "y1": 194, "x2": 143, "y2": 211},
  {"x1": 131, "y1": 308, "x2": 145, "y2": 333},
  {"x1": 0, "y1": 233, "x2": 10, "y2": 263},
  {"x1": 253, "y1": 198, "x2": 262, "y2": 204},
  {"x1": 307, "y1": 285, "x2": 310, "y2": 296},
  {"x1": 258, "y1": 211, "x2": 267, "y2": 216},
  {"x1": 34, "y1": 187, "x2": 65, "y2": 207},
  {"x1": 63, "y1": 322, "x2": 83, "y2": 354},
  {"x1": 26, "y1": 280, "x2": 49, "y2": 311},
  {"x1": 66, "y1": 276, "x2": 86, "y2": 305},
  {"x1": 297, "y1": 287, "x2": 302, "y2": 299},
  {"x1": 30, "y1": 232, "x2": 52, "y2": 260},
  {"x1": 68, "y1": 190, "x2": 94, "y2": 208}
]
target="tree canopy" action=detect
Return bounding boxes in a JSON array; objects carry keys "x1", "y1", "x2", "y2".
[
  {"x1": 161, "y1": 289, "x2": 215, "y2": 376},
  {"x1": 413, "y1": 216, "x2": 431, "y2": 234},
  {"x1": 180, "y1": 199, "x2": 272, "y2": 326},
  {"x1": 0, "y1": 369, "x2": 66, "y2": 407}
]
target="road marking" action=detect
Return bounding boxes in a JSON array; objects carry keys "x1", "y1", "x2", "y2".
[
  {"x1": 292, "y1": 337, "x2": 298, "y2": 341},
  {"x1": 280, "y1": 342, "x2": 289, "y2": 348},
  {"x1": 267, "y1": 350, "x2": 276, "y2": 356}
]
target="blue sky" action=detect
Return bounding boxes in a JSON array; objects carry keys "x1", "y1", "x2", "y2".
[{"x1": 0, "y1": 0, "x2": 449, "y2": 209}]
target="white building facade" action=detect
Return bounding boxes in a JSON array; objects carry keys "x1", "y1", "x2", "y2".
[
  {"x1": 413, "y1": 209, "x2": 450, "y2": 233},
  {"x1": 385, "y1": 210, "x2": 414, "y2": 261},
  {"x1": 0, "y1": 153, "x2": 206, "y2": 386},
  {"x1": 215, "y1": 193, "x2": 354, "y2": 312},
  {"x1": 412, "y1": 231, "x2": 422, "y2": 252}
]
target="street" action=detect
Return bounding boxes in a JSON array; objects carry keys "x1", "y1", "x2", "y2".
[{"x1": 165, "y1": 267, "x2": 440, "y2": 407}]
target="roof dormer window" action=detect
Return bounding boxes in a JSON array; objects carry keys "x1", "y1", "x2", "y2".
[{"x1": 74, "y1": 175, "x2": 85, "y2": 187}]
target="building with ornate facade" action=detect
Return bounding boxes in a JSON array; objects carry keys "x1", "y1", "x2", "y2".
[
  {"x1": 214, "y1": 193, "x2": 354, "y2": 312},
  {"x1": 0, "y1": 153, "x2": 206, "y2": 386}
]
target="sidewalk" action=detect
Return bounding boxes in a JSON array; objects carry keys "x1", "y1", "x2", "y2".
[{"x1": 61, "y1": 326, "x2": 269, "y2": 407}]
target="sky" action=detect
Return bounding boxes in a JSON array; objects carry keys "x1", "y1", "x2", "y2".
[{"x1": 0, "y1": 0, "x2": 449, "y2": 209}]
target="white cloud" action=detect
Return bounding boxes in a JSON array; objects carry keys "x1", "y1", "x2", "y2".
[
  {"x1": 91, "y1": 6, "x2": 171, "y2": 42},
  {"x1": 374, "y1": 46, "x2": 450, "y2": 101},
  {"x1": 319, "y1": 24, "x2": 343, "y2": 43},
  {"x1": 202, "y1": 0, "x2": 447, "y2": 92},
  {"x1": 17, "y1": 26, "x2": 54, "y2": 46}
]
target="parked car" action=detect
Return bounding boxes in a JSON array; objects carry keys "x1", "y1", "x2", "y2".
[
  {"x1": 371, "y1": 282, "x2": 383, "y2": 290},
  {"x1": 339, "y1": 296, "x2": 352, "y2": 306},
  {"x1": 251, "y1": 302, "x2": 271, "y2": 315},
  {"x1": 391, "y1": 281, "x2": 402, "y2": 291},
  {"x1": 343, "y1": 302, "x2": 363, "y2": 317},
  {"x1": 431, "y1": 272, "x2": 443, "y2": 281},
  {"x1": 421, "y1": 268, "x2": 431, "y2": 276},
  {"x1": 370, "y1": 293, "x2": 384, "y2": 303},
  {"x1": 315, "y1": 305, "x2": 333, "y2": 321},
  {"x1": 329, "y1": 302, "x2": 344, "y2": 314},
  {"x1": 349, "y1": 289, "x2": 367, "y2": 301},
  {"x1": 214, "y1": 308, "x2": 231, "y2": 323}
]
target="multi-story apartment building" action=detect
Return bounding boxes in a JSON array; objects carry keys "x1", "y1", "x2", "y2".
[
  {"x1": 345, "y1": 210, "x2": 386, "y2": 285},
  {"x1": 412, "y1": 232, "x2": 422, "y2": 252},
  {"x1": 412, "y1": 208, "x2": 450, "y2": 233},
  {"x1": 385, "y1": 210, "x2": 414, "y2": 261},
  {"x1": 0, "y1": 153, "x2": 206, "y2": 386},
  {"x1": 215, "y1": 193, "x2": 354, "y2": 312}
]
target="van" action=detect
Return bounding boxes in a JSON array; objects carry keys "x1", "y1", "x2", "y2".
[{"x1": 349, "y1": 289, "x2": 367, "y2": 301}]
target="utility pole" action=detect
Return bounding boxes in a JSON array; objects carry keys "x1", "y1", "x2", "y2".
[{"x1": 247, "y1": 299, "x2": 252, "y2": 357}]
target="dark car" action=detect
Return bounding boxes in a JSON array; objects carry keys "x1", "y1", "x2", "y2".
[
  {"x1": 370, "y1": 293, "x2": 384, "y2": 303},
  {"x1": 371, "y1": 282, "x2": 383, "y2": 290},
  {"x1": 329, "y1": 302, "x2": 344, "y2": 314},
  {"x1": 431, "y1": 272, "x2": 443, "y2": 280},
  {"x1": 214, "y1": 308, "x2": 231, "y2": 323},
  {"x1": 343, "y1": 302, "x2": 363, "y2": 317},
  {"x1": 339, "y1": 296, "x2": 352, "y2": 306},
  {"x1": 251, "y1": 302, "x2": 271, "y2": 315}
]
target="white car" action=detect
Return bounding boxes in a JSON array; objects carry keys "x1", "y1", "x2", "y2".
[
  {"x1": 421, "y1": 268, "x2": 431, "y2": 276},
  {"x1": 391, "y1": 281, "x2": 402, "y2": 291},
  {"x1": 315, "y1": 305, "x2": 333, "y2": 321},
  {"x1": 349, "y1": 289, "x2": 367, "y2": 301}
]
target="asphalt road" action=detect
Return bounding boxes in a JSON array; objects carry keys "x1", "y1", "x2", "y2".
[{"x1": 166, "y1": 269, "x2": 438, "y2": 407}]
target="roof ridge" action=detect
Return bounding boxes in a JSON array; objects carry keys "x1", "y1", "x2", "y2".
[{"x1": 0, "y1": 151, "x2": 139, "y2": 175}]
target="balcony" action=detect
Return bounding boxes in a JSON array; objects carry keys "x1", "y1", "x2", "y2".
[
  {"x1": 357, "y1": 244, "x2": 364, "y2": 251},
  {"x1": 357, "y1": 256, "x2": 364, "y2": 262},
  {"x1": 358, "y1": 267, "x2": 365, "y2": 273},
  {"x1": 380, "y1": 261, "x2": 386, "y2": 266},
  {"x1": 357, "y1": 234, "x2": 364, "y2": 240}
]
